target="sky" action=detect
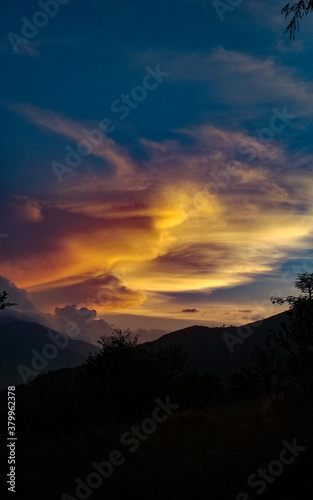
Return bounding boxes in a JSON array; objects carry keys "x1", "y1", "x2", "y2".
[{"x1": 1, "y1": 0, "x2": 313, "y2": 343}]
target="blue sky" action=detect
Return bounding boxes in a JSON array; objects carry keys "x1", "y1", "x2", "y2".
[{"x1": 1, "y1": 0, "x2": 313, "y2": 341}]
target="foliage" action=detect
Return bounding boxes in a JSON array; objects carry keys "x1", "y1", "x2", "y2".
[
  {"x1": 77, "y1": 328, "x2": 221, "y2": 421},
  {"x1": 231, "y1": 273, "x2": 313, "y2": 404},
  {"x1": 228, "y1": 367, "x2": 259, "y2": 401},
  {"x1": 96, "y1": 327, "x2": 139, "y2": 354},
  {"x1": 0, "y1": 290, "x2": 17, "y2": 310},
  {"x1": 270, "y1": 273, "x2": 313, "y2": 369},
  {"x1": 282, "y1": 0, "x2": 313, "y2": 38},
  {"x1": 250, "y1": 336, "x2": 286, "y2": 405},
  {"x1": 271, "y1": 271, "x2": 313, "y2": 306}
]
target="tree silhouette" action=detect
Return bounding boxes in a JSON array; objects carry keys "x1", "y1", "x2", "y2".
[
  {"x1": 271, "y1": 271, "x2": 313, "y2": 306},
  {"x1": 248, "y1": 272, "x2": 313, "y2": 402},
  {"x1": 282, "y1": 1, "x2": 313, "y2": 38},
  {"x1": 270, "y1": 273, "x2": 313, "y2": 363},
  {"x1": 294, "y1": 271, "x2": 313, "y2": 299},
  {"x1": 76, "y1": 327, "x2": 221, "y2": 423},
  {"x1": 250, "y1": 336, "x2": 285, "y2": 405},
  {"x1": 77, "y1": 328, "x2": 191, "y2": 420},
  {"x1": 272, "y1": 274, "x2": 313, "y2": 356},
  {"x1": 96, "y1": 327, "x2": 139, "y2": 354},
  {"x1": 0, "y1": 290, "x2": 17, "y2": 311}
]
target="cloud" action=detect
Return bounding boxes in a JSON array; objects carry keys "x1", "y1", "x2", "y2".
[
  {"x1": 29, "y1": 273, "x2": 146, "y2": 313},
  {"x1": 208, "y1": 48, "x2": 312, "y2": 110},
  {"x1": 6, "y1": 195, "x2": 43, "y2": 224},
  {"x1": 181, "y1": 308, "x2": 199, "y2": 313},
  {"x1": 0, "y1": 276, "x2": 113, "y2": 344},
  {"x1": 53, "y1": 304, "x2": 113, "y2": 344},
  {"x1": 135, "y1": 47, "x2": 313, "y2": 118},
  {"x1": 14, "y1": 41, "x2": 40, "y2": 57},
  {"x1": 133, "y1": 328, "x2": 167, "y2": 343},
  {"x1": 8, "y1": 102, "x2": 135, "y2": 180},
  {"x1": 0, "y1": 275, "x2": 59, "y2": 330},
  {"x1": 245, "y1": 0, "x2": 286, "y2": 31},
  {"x1": 0, "y1": 276, "x2": 35, "y2": 312},
  {"x1": 4, "y1": 104, "x2": 313, "y2": 325},
  {"x1": 0, "y1": 276, "x2": 167, "y2": 343}
]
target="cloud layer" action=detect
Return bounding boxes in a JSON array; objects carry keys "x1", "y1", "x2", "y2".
[{"x1": 2, "y1": 97, "x2": 313, "y2": 326}]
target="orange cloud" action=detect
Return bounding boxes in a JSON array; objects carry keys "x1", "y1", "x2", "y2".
[
  {"x1": 3, "y1": 104, "x2": 313, "y2": 322},
  {"x1": 7, "y1": 195, "x2": 43, "y2": 224}
]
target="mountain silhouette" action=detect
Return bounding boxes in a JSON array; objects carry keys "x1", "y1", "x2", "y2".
[
  {"x1": 0, "y1": 311, "x2": 289, "y2": 390},
  {"x1": 143, "y1": 311, "x2": 289, "y2": 376},
  {"x1": 0, "y1": 320, "x2": 99, "y2": 390}
]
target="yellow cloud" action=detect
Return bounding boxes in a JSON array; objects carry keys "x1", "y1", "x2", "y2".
[{"x1": 4, "y1": 105, "x2": 313, "y2": 320}]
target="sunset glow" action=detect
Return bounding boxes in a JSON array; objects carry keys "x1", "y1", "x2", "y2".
[{"x1": 2, "y1": 0, "x2": 313, "y2": 340}]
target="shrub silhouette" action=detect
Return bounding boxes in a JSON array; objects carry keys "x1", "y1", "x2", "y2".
[
  {"x1": 77, "y1": 329, "x2": 189, "y2": 420},
  {"x1": 76, "y1": 328, "x2": 221, "y2": 422}
]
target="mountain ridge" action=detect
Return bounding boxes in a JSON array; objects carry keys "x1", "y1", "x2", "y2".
[
  {"x1": 0, "y1": 310, "x2": 290, "y2": 390},
  {"x1": 0, "y1": 319, "x2": 99, "y2": 390},
  {"x1": 143, "y1": 311, "x2": 289, "y2": 375}
]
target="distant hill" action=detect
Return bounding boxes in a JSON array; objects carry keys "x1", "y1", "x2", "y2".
[
  {"x1": 0, "y1": 320, "x2": 99, "y2": 390},
  {"x1": 143, "y1": 311, "x2": 289, "y2": 377},
  {"x1": 0, "y1": 312, "x2": 290, "y2": 391}
]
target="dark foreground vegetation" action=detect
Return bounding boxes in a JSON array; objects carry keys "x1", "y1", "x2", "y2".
[{"x1": 1, "y1": 274, "x2": 313, "y2": 499}]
